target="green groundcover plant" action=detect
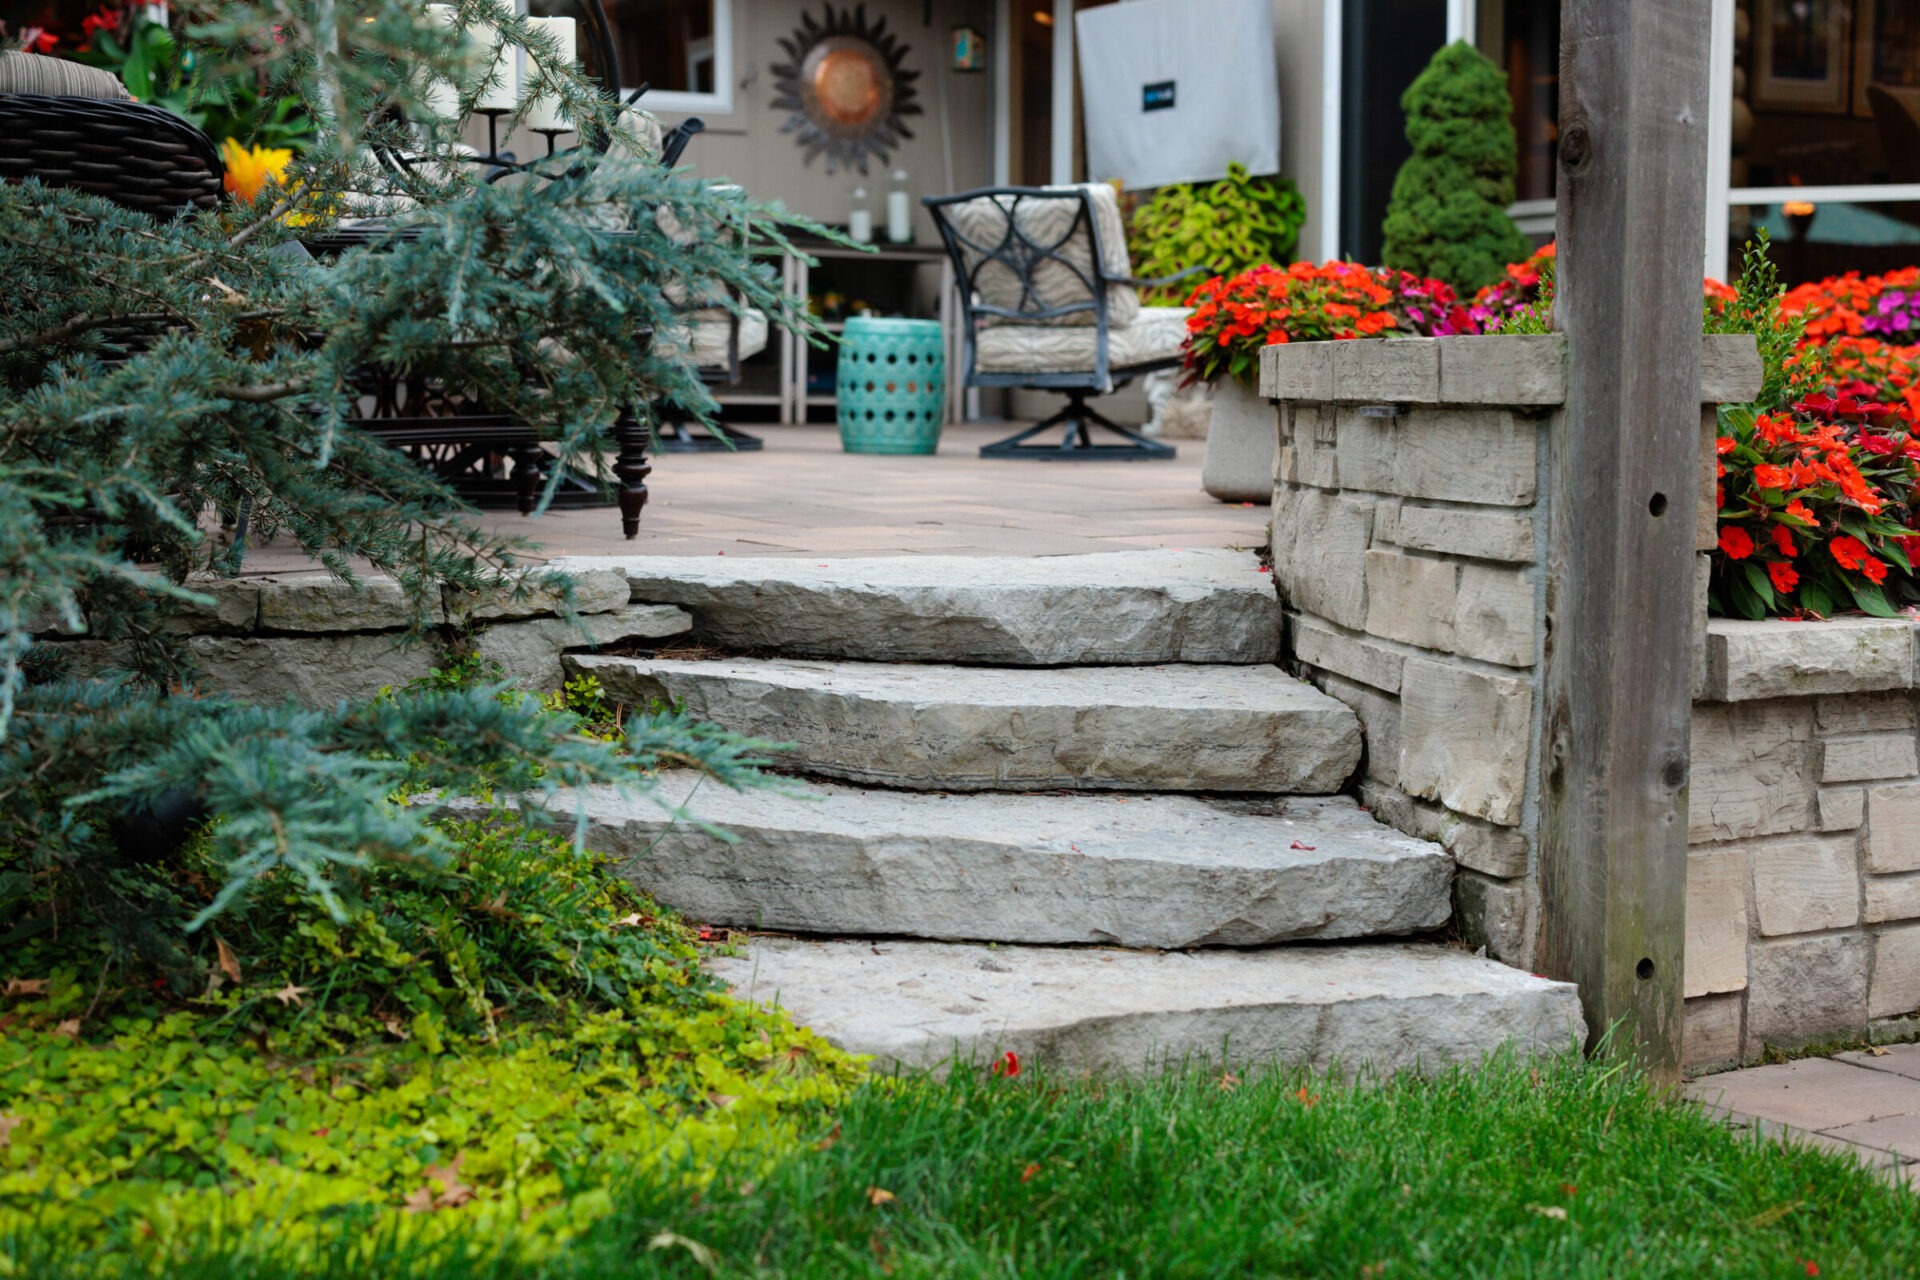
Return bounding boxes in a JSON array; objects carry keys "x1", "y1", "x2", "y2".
[
  {"x1": 0, "y1": 787, "x2": 865, "y2": 1269},
  {"x1": 10, "y1": 1046, "x2": 1918, "y2": 1277}
]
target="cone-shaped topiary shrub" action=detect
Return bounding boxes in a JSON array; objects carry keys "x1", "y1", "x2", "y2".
[{"x1": 1381, "y1": 41, "x2": 1530, "y2": 293}]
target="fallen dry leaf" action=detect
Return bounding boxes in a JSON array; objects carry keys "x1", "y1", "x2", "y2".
[
  {"x1": 381, "y1": 1015, "x2": 411, "y2": 1040},
  {"x1": 866, "y1": 1186, "x2": 896, "y2": 1206},
  {"x1": 1527, "y1": 1204, "x2": 1568, "y2": 1220},
  {"x1": 3, "y1": 978, "x2": 49, "y2": 999},
  {"x1": 1289, "y1": 840, "x2": 1316, "y2": 851},
  {"x1": 402, "y1": 1187, "x2": 435, "y2": 1214},
  {"x1": 646, "y1": 1232, "x2": 717, "y2": 1271},
  {"x1": 1218, "y1": 1071, "x2": 1242, "y2": 1092},
  {"x1": 272, "y1": 984, "x2": 310, "y2": 1008},
  {"x1": 0, "y1": 1114, "x2": 21, "y2": 1147},
  {"x1": 216, "y1": 938, "x2": 242, "y2": 984},
  {"x1": 53, "y1": 1018, "x2": 80, "y2": 1039},
  {"x1": 1866, "y1": 1045, "x2": 1891, "y2": 1057},
  {"x1": 424, "y1": 1154, "x2": 476, "y2": 1208},
  {"x1": 613, "y1": 912, "x2": 646, "y2": 928}
]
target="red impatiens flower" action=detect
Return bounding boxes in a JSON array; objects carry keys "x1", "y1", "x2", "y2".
[
  {"x1": 1771, "y1": 524, "x2": 1796, "y2": 557},
  {"x1": 1752, "y1": 463, "x2": 1793, "y2": 491},
  {"x1": 1767, "y1": 561, "x2": 1799, "y2": 594},
  {"x1": 1719, "y1": 526, "x2": 1756, "y2": 560},
  {"x1": 991, "y1": 1050, "x2": 1020, "y2": 1078},
  {"x1": 1829, "y1": 534, "x2": 1871, "y2": 571}
]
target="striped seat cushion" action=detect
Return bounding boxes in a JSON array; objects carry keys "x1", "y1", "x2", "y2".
[{"x1": 0, "y1": 52, "x2": 132, "y2": 100}]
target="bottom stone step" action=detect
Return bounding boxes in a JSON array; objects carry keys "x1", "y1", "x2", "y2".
[{"x1": 711, "y1": 938, "x2": 1585, "y2": 1077}]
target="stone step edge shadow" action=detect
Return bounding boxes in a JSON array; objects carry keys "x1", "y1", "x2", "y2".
[
  {"x1": 551, "y1": 547, "x2": 1283, "y2": 666},
  {"x1": 569, "y1": 655, "x2": 1361, "y2": 795},
  {"x1": 710, "y1": 937, "x2": 1586, "y2": 1078},
  {"x1": 562, "y1": 776, "x2": 1452, "y2": 949}
]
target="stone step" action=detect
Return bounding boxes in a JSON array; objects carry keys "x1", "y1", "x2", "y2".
[
  {"x1": 576, "y1": 774, "x2": 1453, "y2": 948},
  {"x1": 551, "y1": 548, "x2": 1280, "y2": 666},
  {"x1": 569, "y1": 656, "x2": 1361, "y2": 794},
  {"x1": 709, "y1": 937, "x2": 1585, "y2": 1077}
]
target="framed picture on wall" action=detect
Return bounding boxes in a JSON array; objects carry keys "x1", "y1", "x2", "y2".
[
  {"x1": 1854, "y1": 0, "x2": 1920, "y2": 115},
  {"x1": 1755, "y1": 0, "x2": 1853, "y2": 114}
]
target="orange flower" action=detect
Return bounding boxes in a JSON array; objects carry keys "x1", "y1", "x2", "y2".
[
  {"x1": 1752, "y1": 463, "x2": 1793, "y2": 491},
  {"x1": 220, "y1": 138, "x2": 293, "y2": 204},
  {"x1": 1719, "y1": 526, "x2": 1755, "y2": 560},
  {"x1": 1829, "y1": 534, "x2": 1870, "y2": 571},
  {"x1": 1784, "y1": 499, "x2": 1817, "y2": 524}
]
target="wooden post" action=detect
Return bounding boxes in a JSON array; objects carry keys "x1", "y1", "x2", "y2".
[{"x1": 1540, "y1": 0, "x2": 1713, "y2": 1084}]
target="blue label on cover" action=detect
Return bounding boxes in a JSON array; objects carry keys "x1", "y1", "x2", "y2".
[{"x1": 1143, "y1": 81, "x2": 1175, "y2": 111}]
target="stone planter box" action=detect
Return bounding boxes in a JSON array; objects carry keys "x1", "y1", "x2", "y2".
[
  {"x1": 1258, "y1": 332, "x2": 1764, "y2": 1041},
  {"x1": 1201, "y1": 377, "x2": 1274, "y2": 504}
]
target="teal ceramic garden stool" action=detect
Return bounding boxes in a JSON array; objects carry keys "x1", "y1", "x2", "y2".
[{"x1": 836, "y1": 316, "x2": 945, "y2": 454}]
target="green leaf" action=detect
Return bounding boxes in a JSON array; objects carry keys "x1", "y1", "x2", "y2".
[
  {"x1": 1742, "y1": 561, "x2": 1776, "y2": 610},
  {"x1": 1844, "y1": 577, "x2": 1900, "y2": 618}
]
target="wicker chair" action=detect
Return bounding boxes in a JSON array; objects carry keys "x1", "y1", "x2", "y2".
[
  {"x1": 924, "y1": 183, "x2": 1199, "y2": 459},
  {"x1": 0, "y1": 52, "x2": 222, "y2": 219}
]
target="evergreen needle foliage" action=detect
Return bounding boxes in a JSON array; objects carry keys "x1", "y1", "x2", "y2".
[
  {"x1": 1380, "y1": 41, "x2": 1530, "y2": 293},
  {"x1": 0, "y1": 0, "x2": 822, "y2": 948}
]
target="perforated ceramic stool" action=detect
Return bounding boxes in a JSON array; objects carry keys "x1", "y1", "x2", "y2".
[{"x1": 836, "y1": 316, "x2": 945, "y2": 454}]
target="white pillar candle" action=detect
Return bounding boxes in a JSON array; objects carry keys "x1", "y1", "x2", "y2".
[
  {"x1": 524, "y1": 15, "x2": 578, "y2": 131},
  {"x1": 423, "y1": 3, "x2": 461, "y2": 120},
  {"x1": 470, "y1": 17, "x2": 519, "y2": 112}
]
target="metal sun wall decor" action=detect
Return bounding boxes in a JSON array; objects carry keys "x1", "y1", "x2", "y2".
[{"x1": 771, "y1": 4, "x2": 922, "y2": 175}]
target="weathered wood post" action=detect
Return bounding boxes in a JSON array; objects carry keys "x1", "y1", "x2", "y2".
[{"x1": 1539, "y1": 0, "x2": 1714, "y2": 1082}]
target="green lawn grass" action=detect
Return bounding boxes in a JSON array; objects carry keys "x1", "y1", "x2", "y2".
[{"x1": 20, "y1": 1048, "x2": 1915, "y2": 1279}]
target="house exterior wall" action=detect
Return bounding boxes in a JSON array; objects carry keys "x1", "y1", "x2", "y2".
[{"x1": 645, "y1": 0, "x2": 1000, "y2": 245}]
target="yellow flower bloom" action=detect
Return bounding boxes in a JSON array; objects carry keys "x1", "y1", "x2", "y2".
[{"x1": 220, "y1": 138, "x2": 294, "y2": 204}]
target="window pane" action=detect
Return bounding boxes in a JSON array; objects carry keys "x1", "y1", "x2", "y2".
[
  {"x1": 1732, "y1": 0, "x2": 1920, "y2": 190},
  {"x1": 531, "y1": 0, "x2": 718, "y2": 95},
  {"x1": 1729, "y1": 199, "x2": 1920, "y2": 285}
]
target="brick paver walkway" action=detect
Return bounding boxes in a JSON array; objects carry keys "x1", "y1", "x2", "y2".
[
  {"x1": 242, "y1": 422, "x2": 1268, "y2": 571},
  {"x1": 1686, "y1": 1045, "x2": 1920, "y2": 1185}
]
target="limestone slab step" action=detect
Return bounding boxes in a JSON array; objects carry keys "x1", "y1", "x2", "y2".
[
  {"x1": 551, "y1": 548, "x2": 1280, "y2": 665},
  {"x1": 575, "y1": 774, "x2": 1452, "y2": 947},
  {"x1": 569, "y1": 656, "x2": 1360, "y2": 793},
  {"x1": 710, "y1": 938, "x2": 1585, "y2": 1076}
]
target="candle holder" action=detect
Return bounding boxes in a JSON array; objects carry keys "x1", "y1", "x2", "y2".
[
  {"x1": 475, "y1": 108, "x2": 515, "y2": 165},
  {"x1": 533, "y1": 127, "x2": 571, "y2": 158}
]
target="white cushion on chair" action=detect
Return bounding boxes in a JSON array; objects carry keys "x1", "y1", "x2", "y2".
[
  {"x1": 941, "y1": 183, "x2": 1139, "y2": 330},
  {"x1": 684, "y1": 307, "x2": 769, "y2": 369},
  {"x1": 974, "y1": 306, "x2": 1190, "y2": 377}
]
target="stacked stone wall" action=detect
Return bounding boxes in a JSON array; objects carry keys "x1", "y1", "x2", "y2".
[
  {"x1": 37, "y1": 569, "x2": 691, "y2": 702},
  {"x1": 1685, "y1": 619, "x2": 1920, "y2": 1067}
]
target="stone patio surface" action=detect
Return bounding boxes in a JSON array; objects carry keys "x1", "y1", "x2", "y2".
[
  {"x1": 242, "y1": 423, "x2": 1268, "y2": 571},
  {"x1": 1686, "y1": 1045, "x2": 1920, "y2": 1186}
]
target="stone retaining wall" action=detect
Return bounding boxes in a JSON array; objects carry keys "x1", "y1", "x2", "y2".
[
  {"x1": 1261, "y1": 334, "x2": 1768, "y2": 1065},
  {"x1": 1686, "y1": 619, "x2": 1920, "y2": 1067},
  {"x1": 37, "y1": 569, "x2": 692, "y2": 702}
]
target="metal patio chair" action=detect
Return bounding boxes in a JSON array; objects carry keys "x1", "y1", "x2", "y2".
[{"x1": 924, "y1": 182, "x2": 1200, "y2": 459}]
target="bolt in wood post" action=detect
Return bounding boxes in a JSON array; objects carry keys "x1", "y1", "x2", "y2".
[{"x1": 1539, "y1": 0, "x2": 1713, "y2": 1085}]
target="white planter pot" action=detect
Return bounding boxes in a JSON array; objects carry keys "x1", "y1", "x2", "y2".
[{"x1": 1200, "y1": 377, "x2": 1275, "y2": 504}]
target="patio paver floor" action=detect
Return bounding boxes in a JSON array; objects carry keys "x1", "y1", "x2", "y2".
[
  {"x1": 1686, "y1": 1047, "x2": 1920, "y2": 1186},
  {"x1": 240, "y1": 423, "x2": 1268, "y2": 572}
]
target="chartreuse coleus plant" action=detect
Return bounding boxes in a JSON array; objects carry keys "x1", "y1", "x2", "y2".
[{"x1": 1126, "y1": 163, "x2": 1305, "y2": 305}]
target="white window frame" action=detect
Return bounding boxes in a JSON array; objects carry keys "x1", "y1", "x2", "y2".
[{"x1": 566, "y1": 0, "x2": 734, "y2": 115}]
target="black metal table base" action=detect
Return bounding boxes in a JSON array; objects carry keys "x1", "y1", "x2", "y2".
[
  {"x1": 654, "y1": 420, "x2": 765, "y2": 453},
  {"x1": 979, "y1": 395, "x2": 1175, "y2": 461}
]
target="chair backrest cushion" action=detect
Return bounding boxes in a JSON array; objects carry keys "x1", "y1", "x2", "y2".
[
  {"x1": 937, "y1": 183, "x2": 1139, "y2": 329},
  {"x1": 0, "y1": 51, "x2": 132, "y2": 100}
]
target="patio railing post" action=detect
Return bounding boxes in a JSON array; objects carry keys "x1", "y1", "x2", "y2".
[{"x1": 1539, "y1": 0, "x2": 1715, "y2": 1083}]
